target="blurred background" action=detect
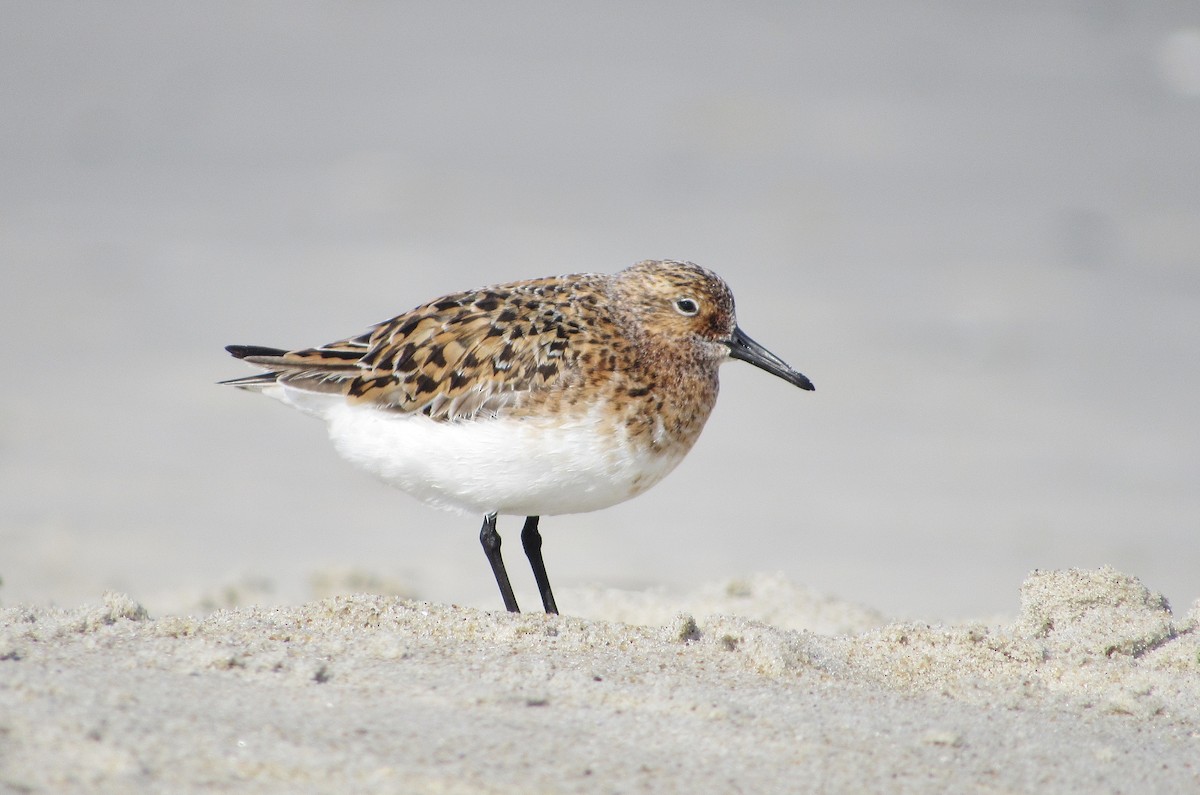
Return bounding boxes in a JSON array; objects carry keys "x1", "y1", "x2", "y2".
[{"x1": 2, "y1": 3, "x2": 1197, "y2": 620}]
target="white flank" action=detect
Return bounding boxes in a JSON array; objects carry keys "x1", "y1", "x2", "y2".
[{"x1": 265, "y1": 384, "x2": 685, "y2": 517}]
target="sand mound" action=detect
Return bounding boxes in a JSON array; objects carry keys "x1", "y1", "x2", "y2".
[{"x1": 2, "y1": 567, "x2": 1197, "y2": 793}]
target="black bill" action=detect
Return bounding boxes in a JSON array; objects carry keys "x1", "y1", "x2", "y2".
[{"x1": 726, "y1": 326, "x2": 814, "y2": 391}]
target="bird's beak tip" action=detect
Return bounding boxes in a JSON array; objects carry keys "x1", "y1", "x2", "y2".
[{"x1": 727, "y1": 327, "x2": 814, "y2": 392}]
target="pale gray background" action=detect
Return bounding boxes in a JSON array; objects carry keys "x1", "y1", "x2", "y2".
[{"x1": 2, "y1": 3, "x2": 1197, "y2": 619}]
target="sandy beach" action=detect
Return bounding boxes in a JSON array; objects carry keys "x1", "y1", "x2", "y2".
[{"x1": 2, "y1": 567, "x2": 1197, "y2": 793}]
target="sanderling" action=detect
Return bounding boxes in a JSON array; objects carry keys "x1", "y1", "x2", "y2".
[{"x1": 223, "y1": 259, "x2": 813, "y2": 613}]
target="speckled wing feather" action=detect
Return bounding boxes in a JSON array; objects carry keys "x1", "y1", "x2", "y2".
[{"x1": 227, "y1": 276, "x2": 607, "y2": 421}]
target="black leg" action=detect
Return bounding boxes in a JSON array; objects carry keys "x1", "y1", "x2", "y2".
[
  {"x1": 480, "y1": 513, "x2": 520, "y2": 612},
  {"x1": 520, "y1": 516, "x2": 558, "y2": 615}
]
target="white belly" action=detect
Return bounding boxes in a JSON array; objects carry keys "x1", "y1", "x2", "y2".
[{"x1": 269, "y1": 385, "x2": 686, "y2": 516}]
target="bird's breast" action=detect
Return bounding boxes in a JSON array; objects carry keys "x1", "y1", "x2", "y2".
[{"x1": 324, "y1": 392, "x2": 704, "y2": 517}]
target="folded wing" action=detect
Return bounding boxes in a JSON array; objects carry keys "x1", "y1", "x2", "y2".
[{"x1": 223, "y1": 277, "x2": 596, "y2": 422}]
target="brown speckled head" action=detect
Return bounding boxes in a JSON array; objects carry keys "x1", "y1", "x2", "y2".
[
  {"x1": 612, "y1": 260, "x2": 737, "y2": 344},
  {"x1": 609, "y1": 260, "x2": 813, "y2": 391}
]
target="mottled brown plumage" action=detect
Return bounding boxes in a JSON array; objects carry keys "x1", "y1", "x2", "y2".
[{"x1": 224, "y1": 259, "x2": 813, "y2": 614}]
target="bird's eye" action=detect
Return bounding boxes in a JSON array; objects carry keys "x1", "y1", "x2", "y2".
[{"x1": 674, "y1": 297, "x2": 700, "y2": 316}]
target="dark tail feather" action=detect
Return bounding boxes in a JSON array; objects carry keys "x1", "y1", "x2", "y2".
[
  {"x1": 222, "y1": 342, "x2": 363, "y2": 391},
  {"x1": 223, "y1": 345, "x2": 286, "y2": 389},
  {"x1": 226, "y1": 344, "x2": 288, "y2": 360},
  {"x1": 219, "y1": 372, "x2": 281, "y2": 388}
]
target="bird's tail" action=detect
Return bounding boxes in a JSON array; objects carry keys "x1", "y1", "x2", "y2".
[{"x1": 220, "y1": 345, "x2": 288, "y2": 389}]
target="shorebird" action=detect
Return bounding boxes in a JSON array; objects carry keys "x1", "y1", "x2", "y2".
[{"x1": 223, "y1": 259, "x2": 813, "y2": 613}]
